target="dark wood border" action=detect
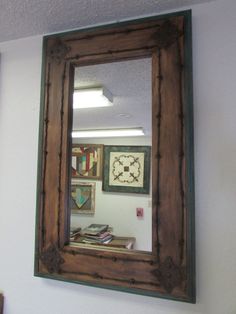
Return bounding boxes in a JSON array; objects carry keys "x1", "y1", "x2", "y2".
[
  {"x1": 102, "y1": 145, "x2": 151, "y2": 194},
  {"x1": 35, "y1": 10, "x2": 195, "y2": 303}
]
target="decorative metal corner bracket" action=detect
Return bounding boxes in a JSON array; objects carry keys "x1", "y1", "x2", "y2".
[
  {"x1": 47, "y1": 39, "x2": 71, "y2": 63},
  {"x1": 152, "y1": 21, "x2": 182, "y2": 49},
  {"x1": 152, "y1": 256, "x2": 185, "y2": 293},
  {"x1": 40, "y1": 244, "x2": 65, "y2": 273}
]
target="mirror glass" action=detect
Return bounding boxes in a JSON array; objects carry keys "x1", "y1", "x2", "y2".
[{"x1": 69, "y1": 58, "x2": 152, "y2": 252}]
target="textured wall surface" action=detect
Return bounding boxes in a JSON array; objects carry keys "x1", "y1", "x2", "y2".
[
  {"x1": 0, "y1": 0, "x2": 236, "y2": 313},
  {"x1": 0, "y1": 0, "x2": 215, "y2": 42}
]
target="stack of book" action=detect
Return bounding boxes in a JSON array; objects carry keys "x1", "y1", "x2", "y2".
[
  {"x1": 70, "y1": 227, "x2": 81, "y2": 241},
  {"x1": 80, "y1": 224, "x2": 113, "y2": 244}
]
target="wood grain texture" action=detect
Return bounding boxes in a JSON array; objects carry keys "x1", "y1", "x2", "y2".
[{"x1": 35, "y1": 11, "x2": 195, "y2": 302}]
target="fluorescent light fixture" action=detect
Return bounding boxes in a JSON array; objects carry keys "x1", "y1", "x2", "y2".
[
  {"x1": 72, "y1": 128, "x2": 144, "y2": 138},
  {"x1": 73, "y1": 87, "x2": 113, "y2": 109}
]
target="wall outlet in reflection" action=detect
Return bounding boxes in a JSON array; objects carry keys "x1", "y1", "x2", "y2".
[{"x1": 136, "y1": 207, "x2": 144, "y2": 218}]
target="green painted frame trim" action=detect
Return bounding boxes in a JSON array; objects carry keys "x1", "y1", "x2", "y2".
[
  {"x1": 34, "y1": 271, "x2": 194, "y2": 303},
  {"x1": 103, "y1": 145, "x2": 151, "y2": 194},
  {"x1": 34, "y1": 36, "x2": 47, "y2": 273},
  {"x1": 183, "y1": 10, "x2": 196, "y2": 303}
]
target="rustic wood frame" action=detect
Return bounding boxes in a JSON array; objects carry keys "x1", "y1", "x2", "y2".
[{"x1": 35, "y1": 10, "x2": 195, "y2": 302}]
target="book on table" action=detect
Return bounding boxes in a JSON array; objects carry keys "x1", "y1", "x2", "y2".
[
  {"x1": 70, "y1": 227, "x2": 81, "y2": 240},
  {"x1": 82, "y1": 234, "x2": 113, "y2": 244},
  {"x1": 81, "y1": 224, "x2": 109, "y2": 236},
  {"x1": 71, "y1": 224, "x2": 135, "y2": 249},
  {"x1": 80, "y1": 224, "x2": 113, "y2": 244}
]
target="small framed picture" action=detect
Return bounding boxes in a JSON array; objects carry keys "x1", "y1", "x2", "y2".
[
  {"x1": 103, "y1": 145, "x2": 151, "y2": 194},
  {"x1": 70, "y1": 181, "x2": 96, "y2": 214},
  {"x1": 71, "y1": 144, "x2": 103, "y2": 180}
]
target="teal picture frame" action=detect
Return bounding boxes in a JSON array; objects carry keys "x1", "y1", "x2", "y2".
[{"x1": 103, "y1": 145, "x2": 151, "y2": 194}]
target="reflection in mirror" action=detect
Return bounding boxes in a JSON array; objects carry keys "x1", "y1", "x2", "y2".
[{"x1": 69, "y1": 58, "x2": 152, "y2": 252}]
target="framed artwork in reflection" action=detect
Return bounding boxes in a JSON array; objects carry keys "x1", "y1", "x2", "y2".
[
  {"x1": 103, "y1": 145, "x2": 151, "y2": 194},
  {"x1": 71, "y1": 144, "x2": 103, "y2": 180},
  {"x1": 71, "y1": 181, "x2": 96, "y2": 214}
]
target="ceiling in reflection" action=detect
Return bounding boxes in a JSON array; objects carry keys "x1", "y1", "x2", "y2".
[{"x1": 73, "y1": 58, "x2": 152, "y2": 136}]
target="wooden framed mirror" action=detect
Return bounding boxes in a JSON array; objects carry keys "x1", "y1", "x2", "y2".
[{"x1": 35, "y1": 10, "x2": 195, "y2": 303}]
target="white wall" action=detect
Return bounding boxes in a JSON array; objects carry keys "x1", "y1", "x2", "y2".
[{"x1": 0, "y1": 0, "x2": 236, "y2": 313}]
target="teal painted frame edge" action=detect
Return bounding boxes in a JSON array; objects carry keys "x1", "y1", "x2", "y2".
[
  {"x1": 34, "y1": 271, "x2": 193, "y2": 303},
  {"x1": 34, "y1": 36, "x2": 47, "y2": 275},
  {"x1": 102, "y1": 145, "x2": 151, "y2": 194},
  {"x1": 34, "y1": 9, "x2": 196, "y2": 303},
  {"x1": 183, "y1": 10, "x2": 196, "y2": 303}
]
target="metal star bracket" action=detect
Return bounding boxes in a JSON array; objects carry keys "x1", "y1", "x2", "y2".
[
  {"x1": 152, "y1": 256, "x2": 185, "y2": 293},
  {"x1": 47, "y1": 39, "x2": 71, "y2": 63},
  {"x1": 40, "y1": 244, "x2": 65, "y2": 273},
  {"x1": 153, "y1": 20, "x2": 182, "y2": 49}
]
